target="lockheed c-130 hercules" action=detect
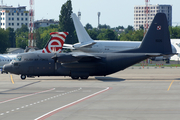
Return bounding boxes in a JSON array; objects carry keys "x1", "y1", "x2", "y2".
[{"x1": 3, "y1": 13, "x2": 175, "y2": 80}]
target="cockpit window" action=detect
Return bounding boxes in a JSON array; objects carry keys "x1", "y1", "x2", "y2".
[{"x1": 15, "y1": 56, "x2": 22, "y2": 61}]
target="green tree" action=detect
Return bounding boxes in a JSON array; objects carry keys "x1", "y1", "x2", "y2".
[
  {"x1": 16, "y1": 32, "x2": 28, "y2": 49},
  {"x1": 97, "y1": 29, "x2": 117, "y2": 40},
  {"x1": 169, "y1": 26, "x2": 180, "y2": 39},
  {"x1": 16, "y1": 24, "x2": 29, "y2": 34},
  {"x1": 87, "y1": 28, "x2": 98, "y2": 40},
  {"x1": 99, "y1": 24, "x2": 110, "y2": 29},
  {"x1": 85, "y1": 23, "x2": 93, "y2": 30},
  {"x1": 40, "y1": 28, "x2": 59, "y2": 48},
  {"x1": 116, "y1": 26, "x2": 124, "y2": 30},
  {"x1": 35, "y1": 29, "x2": 41, "y2": 49},
  {"x1": 119, "y1": 30, "x2": 143, "y2": 41},
  {"x1": 15, "y1": 25, "x2": 29, "y2": 49},
  {"x1": 59, "y1": 0, "x2": 76, "y2": 44},
  {"x1": 0, "y1": 29, "x2": 9, "y2": 53},
  {"x1": 125, "y1": 25, "x2": 134, "y2": 33},
  {"x1": 7, "y1": 27, "x2": 16, "y2": 47}
]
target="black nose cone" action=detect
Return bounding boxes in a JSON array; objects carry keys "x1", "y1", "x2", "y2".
[{"x1": 3, "y1": 64, "x2": 12, "y2": 73}]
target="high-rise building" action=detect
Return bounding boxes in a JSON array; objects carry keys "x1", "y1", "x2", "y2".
[
  {"x1": 134, "y1": 4, "x2": 172, "y2": 30},
  {"x1": 0, "y1": 5, "x2": 29, "y2": 30}
]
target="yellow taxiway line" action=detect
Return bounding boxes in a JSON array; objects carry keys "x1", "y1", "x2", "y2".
[
  {"x1": 10, "y1": 75, "x2": 15, "y2": 84},
  {"x1": 167, "y1": 80, "x2": 174, "y2": 91}
]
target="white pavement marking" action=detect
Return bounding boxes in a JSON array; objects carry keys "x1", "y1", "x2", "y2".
[
  {"x1": 0, "y1": 88, "x2": 82, "y2": 116},
  {"x1": 34, "y1": 87, "x2": 111, "y2": 120},
  {"x1": 0, "y1": 88, "x2": 55, "y2": 104}
]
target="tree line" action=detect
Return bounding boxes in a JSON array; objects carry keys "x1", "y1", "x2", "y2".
[{"x1": 0, "y1": 0, "x2": 180, "y2": 53}]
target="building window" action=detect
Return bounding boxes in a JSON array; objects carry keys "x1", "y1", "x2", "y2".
[
  {"x1": 17, "y1": 18, "x2": 19, "y2": 21},
  {"x1": 9, "y1": 18, "x2": 11, "y2": 20},
  {"x1": 12, "y1": 17, "x2": 14, "y2": 20},
  {"x1": 12, "y1": 13, "x2": 14, "y2": 15},
  {"x1": 9, "y1": 23, "x2": 11, "y2": 26},
  {"x1": 25, "y1": 13, "x2": 28, "y2": 16},
  {"x1": 0, "y1": 13, "x2": 2, "y2": 15},
  {"x1": 25, "y1": 18, "x2": 28, "y2": 21},
  {"x1": 17, "y1": 13, "x2": 19, "y2": 16},
  {"x1": 25, "y1": 23, "x2": 28, "y2": 26},
  {"x1": 21, "y1": 13, "x2": 23, "y2": 16},
  {"x1": 21, "y1": 18, "x2": 23, "y2": 21},
  {"x1": 21, "y1": 23, "x2": 23, "y2": 25},
  {"x1": 12, "y1": 23, "x2": 14, "y2": 26},
  {"x1": 3, "y1": 23, "x2": 5, "y2": 25},
  {"x1": 3, "y1": 17, "x2": 4, "y2": 20},
  {"x1": 3, "y1": 12, "x2": 4, "y2": 15},
  {"x1": 17, "y1": 23, "x2": 19, "y2": 26}
]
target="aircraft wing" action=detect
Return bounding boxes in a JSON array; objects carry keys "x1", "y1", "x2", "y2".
[{"x1": 52, "y1": 52, "x2": 101, "y2": 63}]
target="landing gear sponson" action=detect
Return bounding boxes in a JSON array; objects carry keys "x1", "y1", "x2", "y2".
[{"x1": 20, "y1": 75, "x2": 89, "y2": 80}]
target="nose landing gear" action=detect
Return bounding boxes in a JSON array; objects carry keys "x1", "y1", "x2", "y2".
[{"x1": 21, "y1": 75, "x2": 26, "y2": 80}]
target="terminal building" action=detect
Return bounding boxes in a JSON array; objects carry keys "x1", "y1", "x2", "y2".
[
  {"x1": 34, "y1": 19, "x2": 59, "y2": 29},
  {"x1": 134, "y1": 4, "x2": 172, "y2": 30},
  {"x1": 0, "y1": 5, "x2": 29, "y2": 30}
]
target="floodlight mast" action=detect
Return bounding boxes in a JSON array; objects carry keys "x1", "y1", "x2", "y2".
[{"x1": 97, "y1": 12, "x2": 101, "y2": 29}]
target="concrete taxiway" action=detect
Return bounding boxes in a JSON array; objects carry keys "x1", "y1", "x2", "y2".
[{"x1": 0, "y1": 67, "x2": 180, "y2": 120}]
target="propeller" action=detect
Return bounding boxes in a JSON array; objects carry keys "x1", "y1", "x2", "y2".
[{"x1": 51, "y1": 53, "x2": 58, "y2": 70}]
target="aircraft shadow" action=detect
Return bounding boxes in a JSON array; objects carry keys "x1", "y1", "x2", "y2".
[
  {"x1": 95, "y1": 77, "x2": 125, "y2": 82},
  {"x1": 0, "y1": 81, "x2": 41, "y2": 94}
]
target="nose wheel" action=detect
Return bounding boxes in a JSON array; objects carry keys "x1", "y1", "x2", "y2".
[{"x1": 21, "y1": 75, "x2": 26, "y2": 80}]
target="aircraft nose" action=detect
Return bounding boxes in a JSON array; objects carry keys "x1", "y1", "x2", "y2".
[{"x1": 3, "y1": 64, "x2": 12, "y2": 72}]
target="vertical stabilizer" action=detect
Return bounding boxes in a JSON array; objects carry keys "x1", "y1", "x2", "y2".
[
  {"x1": 42, "y1": 32, "x2": 68, "y2": 53},
  {"x1": 71, "y1": 13, "x2": 94, "y2": 43},
  {"x1": 119, "y1": 13, "x2": 172, "y2": 54}
]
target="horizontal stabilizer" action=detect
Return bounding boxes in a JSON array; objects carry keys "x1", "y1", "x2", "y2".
[
  {"x1": 73, "y1": 41, "x2": 96, "y2": 49},
  {"x1": 145, "y1": 53, "x2": 177, "y2": 57},
  {"x1": 63, "y1": 44, "x2": 75, "y2": 49}
]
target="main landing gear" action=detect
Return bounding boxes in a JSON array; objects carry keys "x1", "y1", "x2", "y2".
[
  {"x1": 71, "y1": 76, "x2": 89, "y2": 80},
  {"x1": 21, "y1": 75, "x2": 26, "y2": 80}
]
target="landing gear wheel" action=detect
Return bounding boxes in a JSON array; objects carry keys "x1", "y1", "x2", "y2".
[
  {"x1": 21, "y1": 75, "x2": 26, "y2": 80},
  {"x1": 80, "y1": 76, "x2": 89, "y2": 79},
  {"x1": 71, "y1": 76, "x2": 79, "y2": 79}
]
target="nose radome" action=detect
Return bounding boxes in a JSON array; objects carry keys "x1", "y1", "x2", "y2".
[{"x1": 3, "y1": 64, "x2": 12, "y2": 72}]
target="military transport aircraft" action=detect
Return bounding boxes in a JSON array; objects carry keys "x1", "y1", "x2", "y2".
[
  {"x1": 0, "y1": 32, "x2": 68, "y2": 72},
  {"x1": 3, "y1": 13, "x2": 174, "y2": 80}
]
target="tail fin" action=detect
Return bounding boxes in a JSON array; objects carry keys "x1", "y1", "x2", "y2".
[
  {"x1": 121, "y1": 13, "x2": 172, "y2": 54},
  {"x1": 71, "y1": 13, "x2": 94, "y2": 43},
  {"x1": 42, "y1": 32, "x2": 69, "y2": 53}
]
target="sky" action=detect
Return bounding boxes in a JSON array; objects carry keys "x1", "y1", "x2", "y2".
[{"x1": 2, "y1": 0, "x2": 180, "y2": 28}]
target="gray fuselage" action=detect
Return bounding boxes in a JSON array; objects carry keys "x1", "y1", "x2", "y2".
[{"x1": 4, "y1": 52, "x2": 149, "y2": 78}]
